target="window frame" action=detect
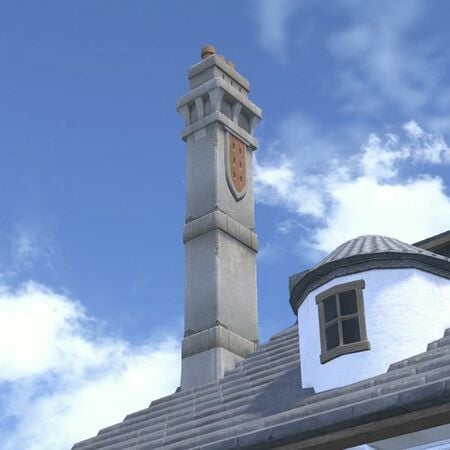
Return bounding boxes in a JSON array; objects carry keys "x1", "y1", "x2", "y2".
[{"x1": 316, "y1": 279, "x2": 370, "y2": 364}]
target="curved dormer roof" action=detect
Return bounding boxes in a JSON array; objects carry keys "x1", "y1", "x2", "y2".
[{"x1": 289, "y1": 235, "x2": 450, "y2": 313}]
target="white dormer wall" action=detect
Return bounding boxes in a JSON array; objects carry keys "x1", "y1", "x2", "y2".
[{"x1": 298, "y1": 268, "x2": 450, "y2": 393}]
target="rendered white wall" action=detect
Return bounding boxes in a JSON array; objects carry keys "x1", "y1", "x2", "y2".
[{"x1": 298, "y1": 268, "x2": 450, "y2": 393}]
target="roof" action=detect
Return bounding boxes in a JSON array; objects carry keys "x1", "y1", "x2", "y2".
[
  {"x1": 414, "y1": 230, "x2": 450, "y2": 249},
  {"x1": 289, "y1": 235, "x2": 450, "y2": 312},
  {"x1": 72, "y1": 324, "x2": 450, "y2": 450},
  {"x1": 414, "y1": 230, "x2": 450, "y2": 257}
]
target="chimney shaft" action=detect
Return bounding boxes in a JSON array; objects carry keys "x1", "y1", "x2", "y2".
[{"x1": 177, "y1": 48, "x2": 262, "y2": 389}]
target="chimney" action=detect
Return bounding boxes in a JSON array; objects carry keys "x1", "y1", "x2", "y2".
[{"x1": 176, "y1": 46, "x2": 262, "y2": 389}]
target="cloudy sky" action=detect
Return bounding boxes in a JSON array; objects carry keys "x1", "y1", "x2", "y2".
[{"x1": 1, "y1": 1, "x2": 450, "y2": 448}]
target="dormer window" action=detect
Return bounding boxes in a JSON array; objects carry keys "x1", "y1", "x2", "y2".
[{"x1": 316, "y1": 279, "x2": 370, "y2": 363}]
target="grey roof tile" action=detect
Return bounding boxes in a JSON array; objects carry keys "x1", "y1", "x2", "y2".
[
  {"x1": 73, "y1": 325, "x2": 450, "y2": 450},
  {"x1": 289, "y1": 235, "x2": 450, "y2": 312},
  {"x1": 414, "y1": 230, "x2": 450, "y2": 248}
]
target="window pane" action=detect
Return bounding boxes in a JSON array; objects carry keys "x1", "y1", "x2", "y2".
[
  {"x1": 339, "y1": 290, "x2": 357, "y2": 315},
  {"x1": 325, "y1": 323, "x2": 339, "y2": 350},
  {"x1": 342, "y1": 318, "x2": 361, "y2": 344},
  {"x1": 323, "y1": 296, "x2": 337, "y2": 323}
]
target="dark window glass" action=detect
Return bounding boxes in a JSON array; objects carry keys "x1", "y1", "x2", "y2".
[
  {"x1": 323, "y1": 296, "x2": 337, "y2": 323},
  {"x1": 342, "y1": 318, "x2": 361, "y2": 344},
  {"x1": 339, "y1": 290, "x2": 357, "y2": 315},
  {"x1": 325, "y1": 323, "x2": 339, "y2": 350}
]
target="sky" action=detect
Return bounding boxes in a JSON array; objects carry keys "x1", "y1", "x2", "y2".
[{"x1": 1, "y1": 1, "x2": 450, "y2": 448}]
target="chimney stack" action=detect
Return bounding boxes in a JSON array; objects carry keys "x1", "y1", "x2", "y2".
[{"x1": 176, "y1": 47, "x2": 262, "y2": 389}]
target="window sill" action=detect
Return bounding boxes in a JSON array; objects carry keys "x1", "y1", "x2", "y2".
[{"x1": 320, "y1": 340, "x2": 370, "y2": 364}]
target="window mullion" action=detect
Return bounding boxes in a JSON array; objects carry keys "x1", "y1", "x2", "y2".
[
  {"x1": 336, "y1": 294, "x2": 344, "y2": 346},
  {"x1": 341, "y1": 312, "x2": 359, "y2": 320},
  {"x1": 325, "y1": 317, "x2": 339, "y2": 327}
]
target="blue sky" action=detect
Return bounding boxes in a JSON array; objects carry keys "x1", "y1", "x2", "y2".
[{"x1": 1, "y1": 1, "x2": 450, "y2": 448}]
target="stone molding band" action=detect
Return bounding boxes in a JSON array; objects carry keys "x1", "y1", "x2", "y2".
[
  {"x1": 177, "y1": 77, "x2": 262, "y2": 120},
  {"x1": 188, "y1": 55, "x2": 250, "y2": 91},
  {"x1": 182, "y1": 111, "x2": 258, "y2": 149},
  {"x1": 183, "y1": 210, "x2": 258, "y2": 252},
  {"x1": 182, "y1": 324, "x2": 257, "y2": 359}
]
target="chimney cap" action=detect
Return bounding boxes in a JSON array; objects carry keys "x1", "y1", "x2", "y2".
[{"x1": 201, "y1": 45, "x2": 216, "y2": 59}]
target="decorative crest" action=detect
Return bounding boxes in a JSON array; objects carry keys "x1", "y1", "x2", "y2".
[{"x1": 226, "y1": 132, "x2": 246, "y2": 200}]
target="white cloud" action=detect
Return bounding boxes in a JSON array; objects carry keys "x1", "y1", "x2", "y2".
[
  {"x1": 277, "y1": 219, "x2": 297, "y2": 235},
  {"x1": 255, "y1": 120, "x2": 450, "y2": 253},
  {"x1": 0, "y1": 224, "x2": 55, "y2": 280},
  {"x1": 359, "y1": 133, "x2": 407, "y2": 180},
  {"x1": 358, "y1": 121, "x2": 450, "y2": 177},
  {"x1": 403, "y1": 120, "x2": 450, "y2": 164},
  {"x1": 403, "y1": 120, "x2": 424, "y2": 139},
  {"x1": 329, "y1": 0, "x2": 444, "y2": 115},
  {"x1": 315, "y1": 175, "x2": 450, "y2": 253},
  {"x1": 254, "y1": 113, "x2": 358, "y2": 221},
  {"x1": 255, "y1": 156, "x2": 326, "y2": 218},
  {"x1": 12, "y1": 229, "x2": 36, "y2": 267},
  {"x1": 253, "y1": 1, "x2": 450, "y2": 136},
  {"x1": 253, "y1": 0, "x2": 300, "y2": 63},
  {"x1": 0, "y1": 282, "x2": 180, "y2": 450}
]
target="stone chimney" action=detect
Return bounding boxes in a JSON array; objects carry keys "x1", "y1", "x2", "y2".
[{"x1": 177, "y1": 46, "x2": 262, "y2": 389}]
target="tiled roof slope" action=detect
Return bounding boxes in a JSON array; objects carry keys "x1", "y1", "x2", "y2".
[
  {"x1": 319, "y1": 235, "x2": 448, "y2": 265},
  {"x1": 289, "y1": 235, "x2": 450, "y2": 311},
  {"x1": 414, "y1": 230, "x2": 450, "y2": 249},
  {"x1": 72, "y1": 325, "x2": 312, "y2": 450},
  {"x1": 73, "y1": 325, "x2": 450, "y2": 450}
]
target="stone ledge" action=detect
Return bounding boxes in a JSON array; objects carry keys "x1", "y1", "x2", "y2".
[
  {"x1": 188, "y1": 54, "x2": 250, "y2": 92},
  {"x1": 182, "y1": 325, "x2": 257, "y2": 359},
  {"x1": 183, "y1": 210, "x2": 258, "y2": 252},
  {"x1": 181, "y1": 111, "x2": 258, "y2": 149},
  {"x1": 176, "y1": 77, "x2": 261, "y2": 120}
]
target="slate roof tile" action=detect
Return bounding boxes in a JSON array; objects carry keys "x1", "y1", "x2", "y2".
[
  {"x1": 289, "y1": 235, "x2": 450, "y2": 312},
  {"x1": 73, "y1": 324, "x2": 450, "y2": 450}
]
